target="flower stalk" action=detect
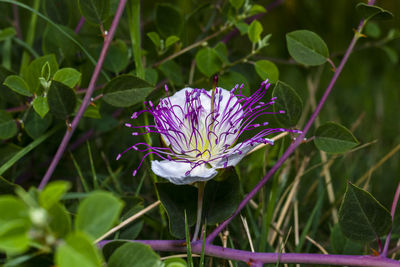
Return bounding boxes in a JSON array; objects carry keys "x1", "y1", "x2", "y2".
[{"x1": 192, "y1": 181, "x2": 206, "y2": 242}]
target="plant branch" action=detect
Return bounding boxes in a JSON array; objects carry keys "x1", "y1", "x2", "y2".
[
  {"x1": 382, "y1": 181, "x2": 400, "y2": 257},
  {"x1": 38, "y1": 0, "x2": 128, "y2": 190},
  {"x1": 205, "y1": 1, "x2": 374, "y2": 244},
  {"x1": 98, "y1": 240, "x2": 400, "y2": 267}
]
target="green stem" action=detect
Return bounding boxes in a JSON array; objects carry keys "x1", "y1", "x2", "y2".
[
  {"x1": 20, "y1": 0, "x2": 40, "y2": 72},
  {"x1": 127, "y1": 0, "x2": 145, "y2": 79},
  {"x1": 193, "y1": 181, "x2": 206, "y2": 241}
]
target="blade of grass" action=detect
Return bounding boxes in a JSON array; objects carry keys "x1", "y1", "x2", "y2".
[
  {"x1": 199, "y1": 226, "x2": 206, "y2": 267},
  {"x1": 86, "y1": 141, "x2": 99, "y2": 189},
  {"x1": 19, "y1": 0, "x2": 39, "y2": 71},
  {"x1": 100, "y1": 151, "x2": 123, "y2": 193},
  {"x1": 0, "y1": 126, "x2": 61, "y2": 176},
  {"x1": 69, "y1": 151, "x2": 90, "y2": 192},
  {"x1": 185, "y1": 210, "x2": 193, "y2": 267}
]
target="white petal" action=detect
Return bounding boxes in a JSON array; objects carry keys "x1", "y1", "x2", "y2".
[
  {"x1": 212, "y1": 142, "x2": 254, "y2": 169},
  {"x1": 151, "y1": 160, "x2": 217, "y2": 185}
]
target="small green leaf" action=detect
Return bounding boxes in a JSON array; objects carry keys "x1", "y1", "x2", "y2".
[
  {"x1": 42, "y1": 24, "x2": 79, "y2": 60},
  {"x1": 214, "y1": 42, "x2": 229, "y2": 64},
  {"x1": 234, "y1": 22, "x2": 249, "y2": 35},
  {"x1": 356, "y1": 3, "x2": 393, "y2": 21},
  {"x1": 272, "y1": 81, "x2": 303, "y2": 127},
  {"x1": 22, "y1": 54, "x2": 59, "y2": 94},
  {"x1": 75, "y1": 191, "x2": 124, "y2": 239},
  {"x1": 254, "y1": 60, "x2": 279, "y2": 83},
  {"x1": 165, "y1": 35, "x2": 180, "y2": 48},
  {"x1": 3, "y1": 75, "x2": 33, "y2": 97},
  {"x1": 155, "y1": 4, "x2": 183, "y2": 37},
  {"x1": 53, "y1": 68, "x2": 82, "y2": 88},
  {"x1": 248, "y1": 20, "x2": 263, "y2": 44},
  {"x1": 103, "y1": 75, "x2": 153, "y2": 108},
  {"x1": 286, "y1": 30, "x2": 329, "y2": 66},
  {"x1": 55, "y1": 232, "x2": 103, "y2": 267},
  {"x1": 248, "y1": 4, "x2": 267, "y2": 16},
  {"x1": 108, "y1": 242, "x2": 162, "y2": 267},
  {"x1": 47, "y1": 203, "x2": 71, "y2": 238},
  {"x1": 314, "y1": 122, "x2": 359, "y2": 154},
  {"x1": 195, "y1": 47, "x2": 223, "y2": 77},
  {"x1": 364, "y1": 22, "x2": 381, "y2": 39},
  {"x1": 78, "y1": 0, "x2": 110, "y2": 25},
  {"x1": 32, "y1": 96, "x2": 50, "y2": 118},
  {"x1": 158, "y1": 60, "x2": 184, "y2": 86},
  {"x1": 24, "y1": 107, "x2": 52, "y2": 139},
  {"x1": 164, "y1": 258, "x2": 187, "y2": 267},
  {"x1": 0, "y1": 111, "x2": 17, "y2": 140},
  {"x1": 39, "y1": 181, "x2": 71, "y2": 210},
  {"x1": 47, "y1": 81, "x2": 76, "y2": 118},
  {"x1": 41, "y1": 62, "x2": 51, "y2": 81},
  {"x1": 203, "y1": 168, "x2": 240, "y2": 225},
  {"x1": 99, "y1": 40, "x2": 129, "y2": 73},
  {"x1": 147, "y1": 32, "x2": 161, "y2": 48},
  {"x1": 229, "y1": 0, "x2": 244, "y2": 9},
  {"x1": 330, "y1": 223, "x2": 364, "y2": 255},
  {"x1": 0, "y1": 27, "x2": 16, "y2": 41},
  {"x1": 156, "y1": 183, "x2": 197, "y2": 239},
  {"x1": 339, "y1": 182, "x2": 392, "y2": 242}
]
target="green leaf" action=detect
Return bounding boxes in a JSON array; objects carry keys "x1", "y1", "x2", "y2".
[
  {"x1": 78, "y1": 0, "x2": 110, "y2": 25},
  {"x1": 0, "y1": 196, "x2": 31, "y2": 255},
  {"x1": 24, "y1": 107, "x2": 52, "y2": 139},
  {"x1": 41, "y1": 62, "x2": 51, "y2": 81},
  {"x1": 234, "y1": 22, "x2": 249, "y2": 35},
  {"x1": 286, "y1": 30, "x2": 329, "y2": 66},
  {"x1": 165, "y1": 35, "x2": 180, "y2": 48},
  {"x1": 248, "y1": 20, "x2": 263, "y2": 44},
  {"x1": 47, "y1": 81, "x2": 76, "y2": 118},
  {"x1": 55, "y1": 232, "x2": 103, "y2": 267},
  {"x1": 53, "y1": 68, "x2": 82, "y2": 88},
  {"x1": 47, "y1": 203, "x2": 72, "y2": 238},
  {"x1": 330, "y1": 223, "x2": 364, "y2": 255},
  {"x1": 203, "y1": 168, "x2": 240, "y2": 225},
  {"x1": 229, "y1": 0, "x2": 244, "y2": 9},
  {"x1": 39, "y1": 181, "x2": 71, "y2": 210},
  {"x1": 195, "y1": 47, "x2": 223, "y2": 77},
  {"x1": 42, "y1": 24, "x2": 80, "y2": 60},
  {"x1": 32, "y1": 96, "x2": 50, "y2": 118},
  {"x1": 75, "y1": 191, "x2": 124, "y2": 239},
  {"x1": 108, "y1": 242, "x2": 162, "y2": 267},
  {"x1": 356, "y1": 3, "x2": 393, "y2": 21},
  {"x1": 339, "y1": 182, "x2": 392, "y2": 242},
  {"x1": 116, "y1": 203, "x2": 144, "y2": 240},
  {"x1": 254, "y1": 60, "x2": 279, "y2": 83},
  {"x1": 381, "y1": 46, "x2": 398, "y2": 64},
  {"x1": 272, "y1": 81, "x2": 303, "y2": 127},
  {"x1": 248, "y1": 4, "x2": 267, "y2": 16},
  {"x1": 21, "y1": 54, "x2": 59, "y2": 93},
  {"x1": 0, "y1": 110, "x2": 17, "y2": 140},
  {"x1": 103, "y1": 74, "x2": 153, "y2": 108},
  {"x1": 218, "y1": 71, "x2": 249, "y2": 96},
  {"x1": 364, "y1": 21, "x2": 381, "y2": 39},
  {"x1": 3, "y1": 75, "x2": 32, "y2": 96},
  {"x1": 156, "y1": 183, "x2": 197, "y2": 239},
  {"x1": 155, "y1": 4, "x2": 183, "y2": 37},
  {"x1": 158, "y1": 60, "x2": 184, "y2": 86},
  {"x1": 43, "y1": 0, "x2": 71, "y2": 25},
  {"x1": 214, "y1": 42, "x2": 229, "y2": 64},
  {"x1": 147, "y1": 32, "x2": 161, "y2": 48},
  {"x1": 314, "y1": 122, "x2": 359, "y2": 154},
  {"x1": 0, "y1": 27, "x2": 16, "y2": 41},
  {"x1": 99, "y1": 39, "x2": 130, "y2": 73}
]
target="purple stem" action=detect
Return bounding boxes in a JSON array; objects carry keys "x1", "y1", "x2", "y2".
[
  {"x1": 74, "y1": 16, "x2": 85, "y2": 34},
  {"x1": 205, "y1": 1, "x2": 375, "y2": 244},
  {"x1": 38, "y1": 0, "x2": 128, "y2": 190},
  {"x1": 98, "y1": 240, "x2": 400, "y2": 267},
  {"x1": 382, "y1": 181, "x2": 400, "y2": 257},
  {"x1": 221, "y1": 0, "x2": 284, "y2": 43}
]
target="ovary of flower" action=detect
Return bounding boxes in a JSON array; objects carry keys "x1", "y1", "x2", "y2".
[{"x1": 118, "y1": 79, "x2": 301, "y2": 185}]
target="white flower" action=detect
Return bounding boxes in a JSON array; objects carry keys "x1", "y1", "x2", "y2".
[{"x1": 118, "y1": 80, "x2": 299, "y2": 185}]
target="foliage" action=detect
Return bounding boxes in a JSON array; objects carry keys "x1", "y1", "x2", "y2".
[{"x1": 0, "y1": 0, "x2": 399, "y2": 266}]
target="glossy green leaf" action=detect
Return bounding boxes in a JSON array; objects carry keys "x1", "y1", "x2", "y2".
[
  {"x1": 338, "y1": 182, "x2": 392, "y2": 242},
  {"x1": 235, "y1": 22, "x2": 248, "y2": 35},
  {"x1": 39, "y1": 181, "x2": 71, "y2": 210},
  {"x1": 165, "y1": 35, "x2": 180, "y2": 48},
  {"x1": 330, "y1": 223, "x2": 364, "y2": 255},
  {"x1": 55, "y1": 232, "x2": 103, "y2": 267},
  {"x1": 24, "y1": 107, "x2": 52, "y2": 139},
  {"x1": 314, "y1": 122, "x2": 359, "y2": 153},
  {"x1": 195, "y1": 47, "x2": 223, "y2": 77},
  {"x1": 286, "y1": 30, "x2": 329, "y2": 66},
  {"x1": 0, "y1": 27, "x2": 16, "y2": 41},
  {"x1": 103, "y1": 74, "x2": 153, "y2": 108},
  {"x1": 75, "y1": 191, "x2": 124, "y2": 239},
  {"x1": 53, "y1": 68, "x2": 81, "y2": 88},
  {"x1": 272, "y1": 81, "x2": 303, "y2": 127},
  {"x1": 0, "y1": 196, "x2": 31, "y2": 255},
  {"x1": 254, "y1": 60, "x2": 279, "y2": 83},
  {"x1": 156, "y1": 183, "x2": 197, "y2": 239},
  {"x1": 0, "y1": 110, "x2": 17, "y2": 140},
  {"x1": 78, "y1": 0, "x2": 110, "y2": 25},
  {"x1": 229, "y1": 0, "x2": 244, "y2": 9},
  {"x1": 203, "y1": 168, "x2": 240, "y2": 225},
  {"x1": 21, "y1": 54, "x2": 58, "y2": 93},
  {"x1": 32, "y1": 96, "x2": 50, "y2": 118},
  {"x1": 108, "y1": 242, "x2": 162, "y2": 267},
  {"x1": 47, "y1": 81, "x2": 76, "y2": 118},
  {"x1": 248, "y1": 20, "x2": 263, "y2": 44},
  {"x1": 3, "y1": 75, "x2": 32, "y2": 96},
  {"x1": 356, "y1": 3, "x2": 393, "y2": 21},
  {"x1": 147, "y1": 32, "x2": 161, "y2": 48},
  {"x1": 155, "y1": 4, "x2": 183, "y2": 37},
  {"x1": 248, "y1": 4, "x2": 267, "y2": 16},
  {"x1": 47, "y1": 203, "x2": 71, "y2": 238}
]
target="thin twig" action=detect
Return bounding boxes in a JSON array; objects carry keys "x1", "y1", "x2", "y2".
[{"x1": 382, "y1": 181, "x2": 400, "y2": 257}]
